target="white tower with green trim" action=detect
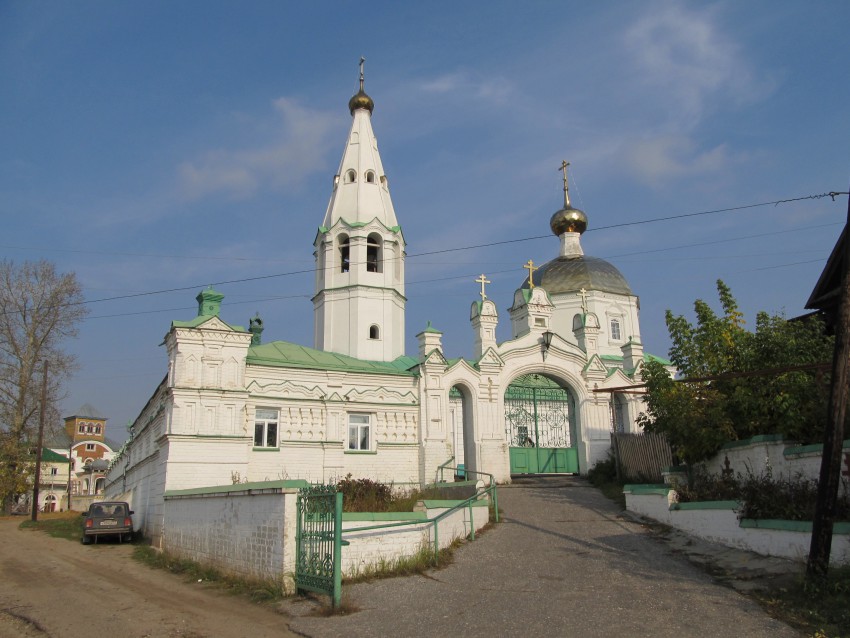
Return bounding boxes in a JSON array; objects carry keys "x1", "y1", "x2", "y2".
[{"x1": 313, "y1": 59, "x2": 406, "y2": 362}]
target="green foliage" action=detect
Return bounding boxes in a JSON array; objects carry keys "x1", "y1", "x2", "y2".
[
  {"x1": 336, "y1": 474, "x2": 443, "y2": 512},
  {"x1": 757, "y1": 566, "x2": 850, "y2": 637},
  {"x1": 676, "y1": 468, "x2": 850, "y2": 522},
  {"x1": 639, "y1": 280, "x2": 833, "y2": 463},
  {"x1": 19, "y1": 510, "x2": 84, "y2": 541}
]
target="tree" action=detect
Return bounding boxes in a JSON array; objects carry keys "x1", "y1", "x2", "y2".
[
  {"x1": 638, "y1": 280, "x2": 833, "y2": 465},
  {"x1": 0, "y1": 260, "x2": 87, "y2": 512}
]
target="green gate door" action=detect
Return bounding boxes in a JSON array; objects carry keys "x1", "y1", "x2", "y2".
[
  {"x1": 506, "y1": 374, "x2": 578, "y2": 474},
  {"x1": 295, "y1": 484, "x2": 343, "y2": 607}
]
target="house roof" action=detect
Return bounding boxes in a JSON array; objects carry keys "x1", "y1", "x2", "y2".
[
  {"x1": 64, "y1": 403, "x2": 105, "y2": 420},
  {"x1": 40, "y1": 448, "x2": 68, "y2": 463},
  {"x1": 247, "y1": 340, "x2": 419, "y2": 376},
  {"x1": 806, "y1": 225, "x2": 845, "y2": 323}
]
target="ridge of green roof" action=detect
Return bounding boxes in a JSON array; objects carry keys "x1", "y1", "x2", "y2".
[
  {"x1": 247, "y1": 340, "x2": 419, "y2": 376},
  {"x1": 171, "y1": 314, "x2": 247, "y2": 332},
  {"x1": 599, "y1": 352, "x2": 672, "y2": 366}
]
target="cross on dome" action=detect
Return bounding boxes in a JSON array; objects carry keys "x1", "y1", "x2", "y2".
[
  {"x1": 559, "y1": 160, "x2": 572, "y2": 208},
  {"x1": 523, "y1": 260, "x2": 538, "y2": 289},
  {"x1": 475, "y1": 274, "x2": 491, "y2": 300}
]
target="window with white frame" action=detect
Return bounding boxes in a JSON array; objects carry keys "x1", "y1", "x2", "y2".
[
  {"x1": 610, "y1": 318, "x2": 622, "y2": 341},
  {"x1": 50, "y1": 467, "x2": 58, "y2": 476},
  {"x1": 85, "y1": 443, "x2": 95, "y2": 451},
  {"x1": 348, "y1": 414, "x2": 371, "y2": 451},
  {"x1": 254, "y1": 408, "x2": 279, "y2": 448}
]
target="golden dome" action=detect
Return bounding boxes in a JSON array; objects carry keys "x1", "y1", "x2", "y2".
[
  {"x1": 550, "y1": 206, "x2": 588, "y2": 235},
  {"x1": 348, "y1": 89, "x2": 374, "y2": 114}
]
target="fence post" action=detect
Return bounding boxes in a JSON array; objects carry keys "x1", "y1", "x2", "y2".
[{"x1": 333, "y1": 491, "x2": 343, "y2": 608}]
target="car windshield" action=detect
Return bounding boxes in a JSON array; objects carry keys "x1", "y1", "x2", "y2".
[{"x1": 91, "y1": 504, "x2": 125, "y2": 517}]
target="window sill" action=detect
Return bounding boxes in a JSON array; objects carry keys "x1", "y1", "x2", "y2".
[
  {"x1": 344, "y1": 450, "x2": 377, "y2": 455},
  {"x1": 252, "y1": 447, "x2": 280, "y2": 452}
]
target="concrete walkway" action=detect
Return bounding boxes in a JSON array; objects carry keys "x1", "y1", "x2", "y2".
[{"x1": 284, "y1": 477, "x2": 801, "y2": 637}]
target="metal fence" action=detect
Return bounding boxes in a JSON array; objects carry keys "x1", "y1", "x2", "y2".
[{"x1": 611, "y1": 432, "x2": 672, "y2": 483}]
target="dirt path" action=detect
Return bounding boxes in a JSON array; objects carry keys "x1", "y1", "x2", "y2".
[{"x1": 0, "y1": 517, "x2": 295, "y2": 638}]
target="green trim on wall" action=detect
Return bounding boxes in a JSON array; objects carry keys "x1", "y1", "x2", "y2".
[
  {"x1": 168, "y1": 434, "x2": 250, "y2": 440},
  {"x1": 342, "y1": 512, "x2": 426, "y2": 522},
  {"x1": 740, "y1": 519, "x2": 850, "y2": 534},
  {"x1": 420, "y1": 499, "x2": 489, "y2": 509},
  {"x1": 784, "y1": 439, "x2": 850, "y2": 457},
  {"x1": 376, "y1": 442, "x2": 419, "y2": 447},
  {"x1": 671, "y1": 500, "x2": 740, "y2": 511},
  {"x1": 623, "y1": 484, "x2": 669, "y2": 495},
  {"x1": 164, "y1": 479, "x2": 309, "y2": 498},
  {"x1": 720, "y1": 434, "x2": 787, "y2": 450}
]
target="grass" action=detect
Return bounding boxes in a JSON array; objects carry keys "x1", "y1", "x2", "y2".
[
  {"x1": 18, "y1": 510, "x2": 84, "y2": 541},
  {"x1": 753, "y1": 567, "x2": 850, "y2": 638},
  {"x1": 133, "y1": 546, "x2": 290, "y2": 602},
  {"x1": 344, "y1": 538, "x2": 462, "y2": 584}
]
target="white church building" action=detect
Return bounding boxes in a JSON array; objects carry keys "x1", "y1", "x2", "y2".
[{"x1": 106, "y1": 68, "x2": 666, "y2": 541}]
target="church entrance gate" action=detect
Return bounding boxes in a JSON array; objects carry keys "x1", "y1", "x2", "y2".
[
  {"x1": 295, "y1": 484, "x2": 344, "y2": 608},
  {"x1": 505, "y1": 374, "x2": 578, "y2": 474}
]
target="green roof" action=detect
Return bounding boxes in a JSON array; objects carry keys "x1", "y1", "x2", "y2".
[
  {"x1": 599, "y1": 353, "x2": 672, "y2": 366},
  {"x1": 41, "y1": 448, "x2": 68, "y2": 463},
  {"x1": 171, "y1": 314, "x2": 247, "y2": 332},
  {"x1": 247, "y1": 340, "x2": 419, "y2": 376}
]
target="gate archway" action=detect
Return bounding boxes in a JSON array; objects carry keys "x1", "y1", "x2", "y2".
[
  {"x1": 449, "y1": 384, "x2": 476, "y2": 476},
  {"x1": 505, "y1": 373, "x2": 578, "y2": 474}
]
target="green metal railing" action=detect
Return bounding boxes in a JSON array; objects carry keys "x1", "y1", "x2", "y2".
[{"x1": 342, "y1": 464, "x2": 499, "y2": 563}]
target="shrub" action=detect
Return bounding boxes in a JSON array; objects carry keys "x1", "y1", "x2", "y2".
[
  {"x1": 676, "y1": 468, "x2": 850, "y2": 522},
  {"x1": 336, "y1": 474, "x2": 393, "y2": 512}
]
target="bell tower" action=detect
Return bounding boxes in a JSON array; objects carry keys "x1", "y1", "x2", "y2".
[{"x1": 312, "y1": 59, "x2": 406, "y2": 362}]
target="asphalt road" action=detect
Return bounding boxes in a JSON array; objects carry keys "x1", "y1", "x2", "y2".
[{"x1": 285, "y1": 476, "x2": 801, "y2": 638}]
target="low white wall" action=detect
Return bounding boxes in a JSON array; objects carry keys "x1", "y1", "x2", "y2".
[
  {"x1": 625, "y1": 488, "x2": 850, "y2": 565},
  {"x1": 701, "y1": 435, "x2": 850, "y2": 498},
  {"x1": 163, "y1": 483, "x2": 299, "y2": 588},
  {"x1": 160, "y1": 482, "x2": 493, "y2": 588},
  {"x1": 340, "y1": 500, "x2": 490, "y2": 577}
]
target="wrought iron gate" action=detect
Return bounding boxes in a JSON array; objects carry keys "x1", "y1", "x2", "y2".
[
  {"x1": 505, "y1": 374, "x2": 578, "y2": 474},
  {"x1": 295, "y1": 484, "x2": 343, "y2": 607}
]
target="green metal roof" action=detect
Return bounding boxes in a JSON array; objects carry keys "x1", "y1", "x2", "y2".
[
  {"x1": 247, "y1": 340, "x2": 420, "y2": 376},
  {"x1": 599, "y1": 353, "x2": 673, "y2": 366},
  {"x1": 171, "y1": 314, "x2": 247, "y2": 332},
  {"x1": 41, "y1": 448, "x2": 68, "y2": 463}
]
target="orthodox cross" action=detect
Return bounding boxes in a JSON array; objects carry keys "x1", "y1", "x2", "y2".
[
  {"x1": 559, "y1": 160, "x2": 572, "y2": 207},
  {"x1": 577, "y1": 287, "x2": 589, "y2": 313},
  {"x1": 475, "y1": 274, "x2": 491, "y2": 300},
  {"x1": 359, "y1": 56, "x2": 366, "y2": 91},
  {"x1": 523, "y1": 260, "x2": 538, "y2": 289}
]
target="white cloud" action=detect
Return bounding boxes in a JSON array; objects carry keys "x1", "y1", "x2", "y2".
[
  {"x1": 622, "y1": 135, "x2": 736, "y2": 185},
  {"x1": 177, "y1": 98, "x2": 338, "y2": 201},
  {"x1": 419, "y1": 70, "x2": 513, "y2": 104},
  {"x1": 624, "y1": 3, "x2": 774, "y2": 126}
]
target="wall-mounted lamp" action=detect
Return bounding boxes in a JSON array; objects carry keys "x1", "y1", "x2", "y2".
[{"x1": 541, "y1": 330, "x2": 554, "y2": 361}]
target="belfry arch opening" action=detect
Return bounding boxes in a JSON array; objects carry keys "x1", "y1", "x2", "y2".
[
  {"x1": 366, "y1": 233, "x2": 382, "y2": 273},
  {"x1": 339, "y1": 235, "x2": 350, "y2": 273},
  {"x1": 505, "y1": 373, "x2": 578, "y2": 474},
  {"x1": 449, "y1": 384, "x2": 476, "y2": 477}
]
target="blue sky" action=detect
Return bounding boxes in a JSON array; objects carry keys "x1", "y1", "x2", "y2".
[{"x1": 2, "y1": 1, "x2": 848, "y2": 442}]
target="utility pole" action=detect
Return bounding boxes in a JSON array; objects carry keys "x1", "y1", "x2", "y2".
[
  {"x1": 807, "y1": 187, "x2": 850, "y2": 580},
  {"x1": 30, "y1": 361, "x2": 49, "y2": 522}
]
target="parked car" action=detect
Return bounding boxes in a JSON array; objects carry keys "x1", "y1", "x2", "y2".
[{"x1": 81, "y1": 501, "x2": 134, "y2": 544}]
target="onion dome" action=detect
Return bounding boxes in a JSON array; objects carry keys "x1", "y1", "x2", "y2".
[
  {"x1": 349, "y1": 56, "x2": 374, "y2": 114},
  {"x1": 525, "y1": 256, "x2": 633, "y2": 296},
  {"x1": 550, "y1": 160, "x2": 587, "y2": 235}
]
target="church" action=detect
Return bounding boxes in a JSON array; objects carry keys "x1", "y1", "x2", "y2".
[{"x1": 106, "y1": 65, "x2": 665, "y2": 539}]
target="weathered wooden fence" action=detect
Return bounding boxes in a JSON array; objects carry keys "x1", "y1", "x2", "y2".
[{"x1": 611, "y1": 432, "x2": 672, "y2": 482}]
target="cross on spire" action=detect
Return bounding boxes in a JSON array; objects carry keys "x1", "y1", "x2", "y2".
[
  {"x1": 577, "y1": 287, "x2": 589, "y2": 314},
  {"x1": 475, "y1": 274, "x2": 491, "y2": 300},
  {"x1": 359, "y1": 56, "x2": 366, "y2": 91},
  {"x1": 523, "y1": 260, "x2": 538, "y2": 289},
  {"x1": 559, "y1": 160, "x2": 571, "y2": 207}
]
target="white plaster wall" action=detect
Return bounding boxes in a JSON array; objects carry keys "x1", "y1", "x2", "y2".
[
  {"x1": 341, "y1": 503, "x2": 490, "y2": 577},
  {"x1": 163, "y1": 490, "x2": 298, "y2": 585},
  {"x1": 626, "y1": 491, "x2": 850, "y2": 565}
]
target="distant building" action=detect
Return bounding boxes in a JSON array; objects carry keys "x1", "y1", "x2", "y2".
[
  {"x1": 106, "y1": 67, "x2": 669, "y2": 545},
  {"x1": 43, "y1": 403, "x2": 119, "y2": 506}
]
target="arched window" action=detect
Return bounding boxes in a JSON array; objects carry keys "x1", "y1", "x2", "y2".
[
  {"x1": 369, "y1": 325, "x2": 380, "y2": 340},
  {"x1": 339, "y1": 235, "x2": 350, "y2": 273},
  {"x1": 366, "y1": 233, "x2": 381, "y2": 273},
  {"x1": 345, "y1": 169, "x2": 357, "y2": 183},
  {"x1": 365, "y1": 170, "x2": 375, "y2": 183},
  {"x1": 610, "y1": 318, "x2": 621, "y2": 341}
]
